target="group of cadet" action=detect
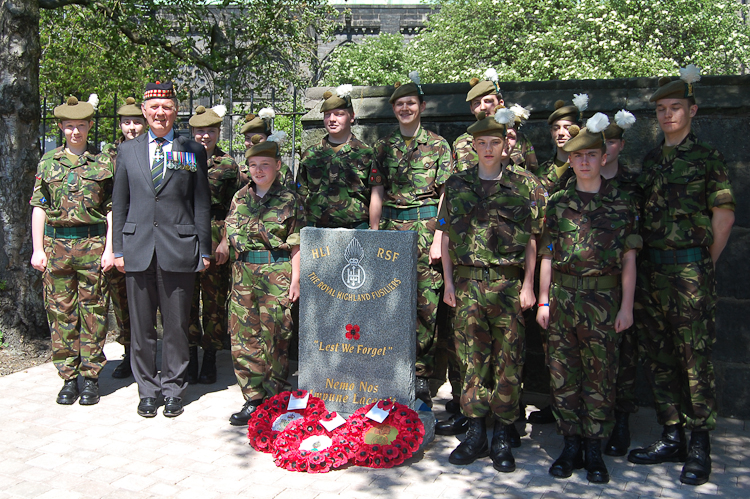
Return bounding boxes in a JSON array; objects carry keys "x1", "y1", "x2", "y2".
[{"x1": 30, "y1": 66, "x2": 734, "y2": 487}]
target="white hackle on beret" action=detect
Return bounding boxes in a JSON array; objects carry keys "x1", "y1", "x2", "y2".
[
  {"x1": 211, "y1": 104, "x2": 227, "y2": 118},
  {"x1": 336, "y1": 84, "x2": 353, "y2": 98},
  {"x1": 258, "y1": 107, "x2": 275, "y2": 121},
  {"x1": 680, "y1": 64, "x2": 701, "y2": 84},
  {"x1": 510, "y1": 103, "x2": 531, "y2": 121},
  {"x1": 268, "y1": 130, "x2": 288, "y2": 146},
  {"x1": 408, "y1": 71, "x2": 420, "y2": 85},
  {"x1": 87, "y1": 94, "x2": 99, "y2": 111},
  {"x1": 484, "y1": 68, "x2": 499, "y2": 83},
  {"x1": 572, "y1": 93, "x2": 589, "y2": 112},
  {"x1": 494, "y1": 108, "x2": 516, "y2": 126},
  {"x1": 614, "y1": 109, "x2": 636, "y2": 129},
  {"x1": 585, "y1": 112, "x2": 610, "y2": 134}
]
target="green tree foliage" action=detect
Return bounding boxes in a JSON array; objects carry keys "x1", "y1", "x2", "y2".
[
  {"x1": 321, "y1": 33, "x2": 411, "y2": 86},
  {"x1": 323, "y1": 0, "x2": 750, "y2": 85}
]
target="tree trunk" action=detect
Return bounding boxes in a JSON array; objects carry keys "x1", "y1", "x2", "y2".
[{"x1": 0, "y1": 0, "x2": 48, "y2": 349}]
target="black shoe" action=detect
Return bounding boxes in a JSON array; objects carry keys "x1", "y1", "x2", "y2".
[
  {"x1": 435, "y1": 414, "x2": 469, "y2": 436},
  {"x1": 229, "y1": 399, "x2": 263, "y2": 426},
  {"x1": 79, "y1": 378, "x2": 100, "y2": 405},
  {"x1": 628, "y1": 424, "x2": 687, "y2": 464},
  {"x1": 449, "y1": 417, "x2": 489, "y2": 465},
  {"x1": 187, "y1": 346, "x2": 199, "y2": 384},
  {"x1": 605, "y1": 410, "x2": 631, "y2": 456},
  {"x1": 505, "y1": 423, "x2": 522, "y2": 448},
  {"x1": 528, "y1": 405, "x2": 556, "y2": 425},
  {"x1": 445, "y1": 399, "x2": 461, "y2": 415},
  {"x1": 111, "y1": 347, "x2": 132, "y2": 379},
  {"x1": 415, "y1": 376, "x2": 432, "y2": 408},
  {"x1": 680, "y1": 431, "x2": 712, "y2": 486},
  {"x1": 137, "y1": 397, "x2": 157, "y2": 418},
  {"x1": 490, "y1": 422, "x2": 516, "y2": 472},
  {"x1": 56, "y1": 379, "x2": 79, "y2": 405},
  {"x1": 584, "y1": 438, "x2": 610, "y2": 484},
  {"x1": 549, "y1": 435, "x2": 584, "y2": 478},
  {"x1": 163, "y1": 397, "x2": 184, "y2": 418},
  {"x1": 198, "y1": 348, "x2": 217, "y2": 384}
]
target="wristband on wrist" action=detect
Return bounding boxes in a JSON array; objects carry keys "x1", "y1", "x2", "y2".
[{"x1": 538, "y1": 303, "x2": 549, "y2": 307}]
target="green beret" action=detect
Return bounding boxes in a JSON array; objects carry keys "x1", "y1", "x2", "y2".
[
  {"x1": 320, "y1": 84, "x2": 353, "y2": 112},
  {"x1": 562, "y1": 113, "x2": 610, "y2": 152},
  {"x1": 467, "y1": 107, "x2": 515, "y2": 138},
  {"x1": 245, "y1": 135, "x2": 279, "y2": 160},
  {"x1": 240, "y1": 113, "x2": 271, "y2": 135},
  {"x1": 604, "y1": 123, "x2": 624, "y2": 140},
  {"x1": 466, "y1": 79, "x2": 500, "y2": 102},
  {"x1": 189, "y1": 105, "x2": 224, "y2": 128},
  {"x1": 389, "y1": 82, "x2": 421, "y2": 104},
  {"x1": 54, "y1": 96, "x2": 95, "y2": 121},
  {"x1": 117, "y1": 97, "x2": 143, "y2": 118},
  {"x1": 548, "y1": 101, "x2": 580, "y2": 125},
  {"x1": 650, "y1": 77, "x2": 695, "y2": 102}
]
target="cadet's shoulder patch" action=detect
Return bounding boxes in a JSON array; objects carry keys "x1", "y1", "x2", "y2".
[
  {"x1": 375, "y1": 175, "x2": 382, "y2": 183},
  {"x1": 438, "y1": 217, "x2": 446, "y2": 226},
  {"x1": 547, "y1": 243, "x2": 553, "y2": 252}
]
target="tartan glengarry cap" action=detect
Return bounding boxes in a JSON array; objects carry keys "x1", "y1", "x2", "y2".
[{"x1": 143, "y1": 81, "x2": 176, "y2": 101}]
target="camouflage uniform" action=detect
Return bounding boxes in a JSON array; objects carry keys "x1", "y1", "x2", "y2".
[
  {"x1": 539, "y1": 178, "x2": 642, "y2": 438},
  {"x1": 100, "y1": 139, "x2": 131, "y2": 347},
  {"x1": 297, "y1": 134, "x2": 373, "y2": 228},
  {"x1": 534, "y1": 156, "x2": 574, "y2": 194},
  {"x1": 453, "y1": 132, "x2": 536, "y2": 173},
  {"x1": 29, "y1": 145, "x2": 114, "y2": 380},
  {"x1": 225, "y1": 177, "x2": 305, "y2": 401},
  {"x1": 189, "y1": 147, "x2": 239, "y2": 350},
  {"x1": 634, "y1": 133, "x2": 735, "y2": 431},
  {"x1": 370, "y1": 126, "x2": 453, "y2": 378},
  {"x1": 438, "y1": 163, "x2": 546, "y2": 423}
]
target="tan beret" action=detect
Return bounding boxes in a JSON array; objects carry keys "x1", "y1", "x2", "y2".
[
  {"x1": 117, "y1": 97, "x2": 143, "y2": 117},
  {"x1": 54, "y1": 96, "x2": 95, "y2": 121},
  {"x1": 189, "y1": 105, "x2": 223, "y2": 128},
  {"x1": 245, "y1": 135, "x2": 279, "y2": 159}
]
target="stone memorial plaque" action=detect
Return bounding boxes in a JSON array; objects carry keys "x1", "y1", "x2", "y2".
[{"x1": 298, "y1": 228, "x2": 418, "y2": 416}]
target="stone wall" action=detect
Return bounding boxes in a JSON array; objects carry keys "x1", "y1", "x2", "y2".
[{"x1": 301, "y1": 76, "x2": 750, "y2": 419}]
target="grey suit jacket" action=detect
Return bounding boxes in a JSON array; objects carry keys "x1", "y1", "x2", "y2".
[{"x1": 112, "y1": 133, "x2": 211, "y2": 273}]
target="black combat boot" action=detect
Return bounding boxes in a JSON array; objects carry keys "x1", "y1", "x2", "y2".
[
  {"x1": 505, "y1": 422, "x2": 522, "y2": 448},
  {"x1": 604, "y1": 410, "x2": 630, "y2": 456},
  {"x1": 111, "y1": 347, "x2": 132, "y2": 379},
  {"x1": 528, "y1": 405, "x2": 556, "y2": 424},
  {"x1": 680, "y1": 430, "x2": 711, "y2": 486},
  {"x1": 549, "y1": 435, "x2": 584, "y2": 478},
  {"x1": 449, "y1": 417, "x2": 489, "y2": 465},
  {"x1": 490, "y1": 421, "x2": 515, "y2": 472},
  {"x1": 445, "y1": 398, "x2": 461, "y2": 415},
  {"x1": 79, "y1": 378, "x2": 100, "y2": 405},
  {"x1": 628, "y1": 423, "x2": 687, "y2": 464},
  {"x1": 187, "y1": 346, "x2": 199, "y2": 384},
  {"x1": 229, "y1": 399, "x2": 264, "y2": 426},
  {"x1": 435, "y1": 414, "x2": 469, "y2": 436},
  {"x1": 198, "y1": 348, "x2": 217, "y2": 384},
  {"x1": 584, "y1": 438, "x2": 610, "y2": 483},
  {"x1": 415, "y1": 376, "x2": 432, "y2": 408},
  {"x1": 56, "y1": 378, "x2": 79, "y2": 405}
]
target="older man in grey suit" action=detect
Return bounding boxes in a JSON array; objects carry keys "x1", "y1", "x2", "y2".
[{"x1": 113, "y1": 81, "x2": 211, "y2": 418}]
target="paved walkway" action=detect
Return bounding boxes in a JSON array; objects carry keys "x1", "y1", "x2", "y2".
[{"x1": 0, "y1": 343, "x2": 747, "y2": 499}]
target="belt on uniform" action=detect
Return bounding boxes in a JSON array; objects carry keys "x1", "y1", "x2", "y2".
[
  {"x1": 309, "y1": 221, "x2": 369, "y2": 230},
  {"x1": 455, "y1": 265, "x2": 521, "y2": 281},
  {"x1": 236, "y1": 250, "x2": 291, "y2": 264},
  {"x1": 646, "y1": 247, "x2": 706, "y2": 265},
  {"x1": 553, "y1": 271, "x2": 619, "y2": 290},
  {"x1": 44, "y1": 223, "x2": 107, "y2": 239},
  {"x1": 210, "y1": 208, "x2": 228, "y2": 221},
  {"x1": 382, "y1": 205, "x2": 437, "y2": 221}
]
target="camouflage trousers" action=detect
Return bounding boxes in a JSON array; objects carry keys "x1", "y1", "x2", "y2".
[
  {"x1": 104, "y1": 268, "x2": 130, "y2": 347},
  {"x1": 453, "y1": 275, "x2": 524, "y2": 424},
  {"x1": 228, "y1": 261, "x2": 293, "y2": 401},
  {"x1": 382, "y1": 218, "x2": 443, "y2": 378},
  {"x1": 634, "y1": 257, "x2": 717, "y2": 431},
  {"x1": 43, "y1": 236, "x2": 108, "y2": 380},
  {"x1": 614, "y1": 325, "x2": 639, "y2": 414},
  {"x1": 548, "y1": 283, "x2": 621, "y2": 438}
]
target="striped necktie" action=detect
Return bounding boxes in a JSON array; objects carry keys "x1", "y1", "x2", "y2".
[{"x1": 151, "y1": 137, "x2": 165, "y2": 189}]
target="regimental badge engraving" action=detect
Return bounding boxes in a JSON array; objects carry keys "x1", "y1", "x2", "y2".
[{"x1": 341, "y1": 238, "x2": 366, "y2": 290}]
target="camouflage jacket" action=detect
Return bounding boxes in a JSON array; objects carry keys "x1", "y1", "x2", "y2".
[
  {"x1": 453, "y1": 131, "x2": 537, "y2": 173},
  {"x1": 370, "y1": 126, "x2": 453, "y2": 209},
  {"x1": 238, "y1": 159, "x2": 294, "y2": 192},
  {"x1": 225, "y1": 177, "x2": 305, "y2": 254},
  {"x1": 438, "y1": 163, "x2": 547, "y2": 268},
  {"x1": 207, "y1": 147, "x2": 239, "y2": 215},
  {"x1": 30, "y1": 145, "x2": 114, "y2": 227},
  {"x1": 297, "y1": 134, "x2": 373, "y2": 227},
  {"x1": 534, "y1": 155, "x2": 573, "y2": 194},
  {"x1": 637, "y1": 132, "x2": 734, "y2": 251},
  {"x1": 540, "y1": 178, "x2": 642, "y2": 277},
  {"x1": 101, "y1": 137, "x2": 126, "y2": 165}
]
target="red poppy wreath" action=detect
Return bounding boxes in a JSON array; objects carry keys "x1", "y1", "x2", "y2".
[
  {"x1": 272, "y1": 411, "x2": 356, "y2": 473},
  {"x1": 247, "y1": 390, "x2": 327, "y2": 453},
  {"x1": 342, "y1": 399, "x2": 425, "y2": 468}
]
